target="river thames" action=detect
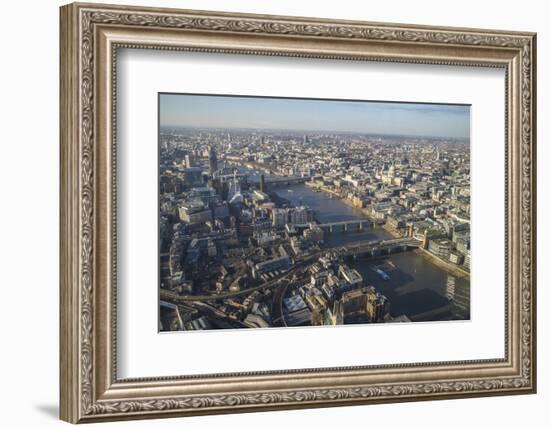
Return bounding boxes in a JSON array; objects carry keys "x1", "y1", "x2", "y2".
[{"x1": 273, "y1": 184, "x2": 470, "y2": 322}]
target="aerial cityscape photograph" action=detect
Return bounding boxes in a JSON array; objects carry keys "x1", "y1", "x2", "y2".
[{"x1": 158, "y1": 93, "x2": 471, "y2": 332}]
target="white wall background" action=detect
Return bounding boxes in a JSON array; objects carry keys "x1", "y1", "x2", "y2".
[{"x1": 0, "y1": 0, "x2": 546, "y2": 426}]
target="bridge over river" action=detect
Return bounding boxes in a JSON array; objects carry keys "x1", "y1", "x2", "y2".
[
  {"x1": 318, "y1": 219, "x2": 370, "y2": 233},
  {"x1": 160, "y1": 238, "x2": 421, "y2": 303},
  {"x1": 337, "y1": 237, "x2": 420, "y2": 258}
]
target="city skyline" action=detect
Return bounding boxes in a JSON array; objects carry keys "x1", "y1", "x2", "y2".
[
  {"x1": 160, "y1": 93, "x2": 471, "y2": 139},
  {"x1": 159, "y1": 101, "x2": 471, "y2": 331}
]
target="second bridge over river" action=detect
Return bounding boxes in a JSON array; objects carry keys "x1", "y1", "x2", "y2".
[
  {"x1": 335, "y1": 237, "x2": 421, "y2": 258},
  {"x1": 293, "y1": 219, "x2": 374, "y2": 233},
  {"x1": 317, "y1": 219, "x2": 371, "y2": 233}
]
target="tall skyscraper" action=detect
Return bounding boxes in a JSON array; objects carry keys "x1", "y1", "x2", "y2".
[
  {"x1": 227, "y1": 170, "x2": 242, "y2": 201},
  {"x1": 208, "y1": 146, "x2": 218, "y2": 174},
  {"x1": 185, "y1": 153, "x2": 194, "y2": 168},
  {"x1": 260, "y1": 174, "x2": 266, "y2": 193}
]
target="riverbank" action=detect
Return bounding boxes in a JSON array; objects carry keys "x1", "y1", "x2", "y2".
[
  {"x1": 418, "y1": 247, "x2": 470, "y2": 278},
  {"x1": 303, "y1": 183, "x2": 470, "y2": 279},
  {"x1": 273, "y1": 183, "x2": 470, "y2": 319},
  {"x1": 381, "y1": 223, "x2": 402, "y2": 238}
]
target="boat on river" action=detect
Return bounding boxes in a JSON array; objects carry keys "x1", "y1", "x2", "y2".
[{"x1": 372, "y1": 267, "x2": 390, "y2": 280}]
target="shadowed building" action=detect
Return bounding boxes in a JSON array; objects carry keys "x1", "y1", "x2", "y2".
[{"x1": 208, "y1": 145, "x2": 218, "y2": 174}]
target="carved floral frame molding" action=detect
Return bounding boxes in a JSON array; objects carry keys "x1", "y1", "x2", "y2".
[{"x1": 60, "y1": 2, "x2": 536, "y2": 423}]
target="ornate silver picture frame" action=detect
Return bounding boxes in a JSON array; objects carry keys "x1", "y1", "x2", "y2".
[{"x1": 60, "y1": 2, "x2": 536, "y2": 423}]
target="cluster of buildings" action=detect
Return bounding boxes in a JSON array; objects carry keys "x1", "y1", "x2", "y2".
[
  {"x1": 158, "y1": 127, "x2": 469, "y2": 331},
  {"x1": 283, "y1": 256, "x2": 390, "y2": 327},
  {"x1": 302, "y1": 138, "x2": 471, "y2": 271}
]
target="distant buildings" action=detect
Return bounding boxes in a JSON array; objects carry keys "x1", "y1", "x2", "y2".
[{"x1": 158, "y1": 126, "x2": 470, "y2": 331}]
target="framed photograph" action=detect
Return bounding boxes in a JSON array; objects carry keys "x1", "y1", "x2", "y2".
[{"x1": 60, "y1": 2, "x2": 537, "y2": 423}]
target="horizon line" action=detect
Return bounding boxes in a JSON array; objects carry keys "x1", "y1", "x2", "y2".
[{"x1": 159, "y1": 124, "x2": 470, "y2": 142}]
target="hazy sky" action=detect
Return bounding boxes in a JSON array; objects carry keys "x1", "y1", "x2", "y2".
[{"x1": 160, "y1": 93, "x2": 470, "y2": 139}]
